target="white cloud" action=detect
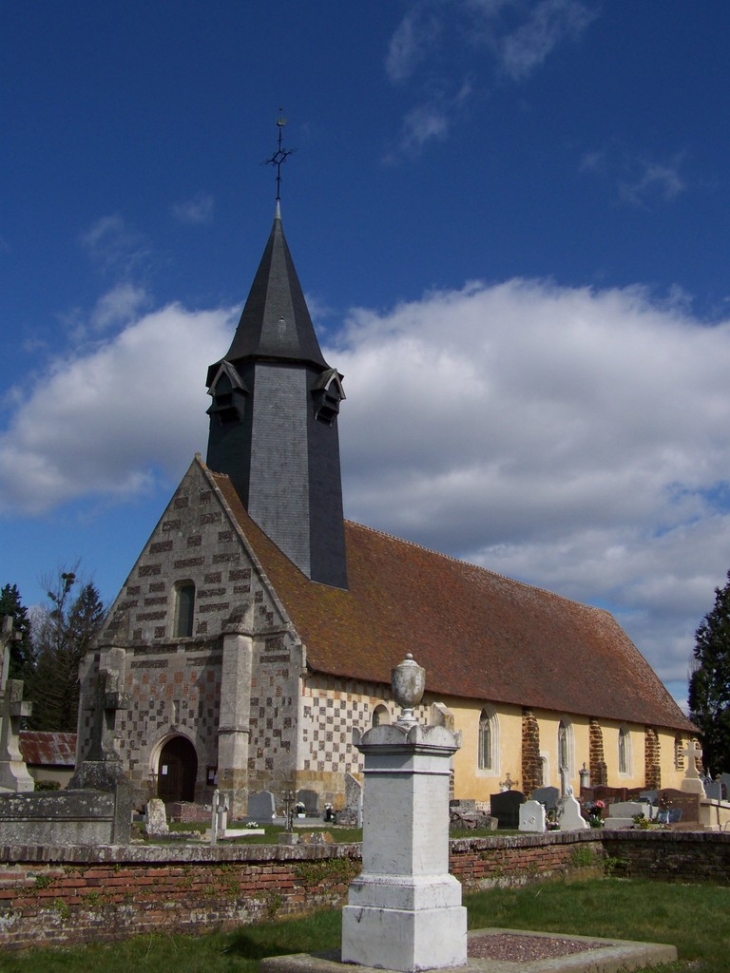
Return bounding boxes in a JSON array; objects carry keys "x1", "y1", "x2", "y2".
[
  {"x1": 581, "y1": 147, "x2": 688, "y2": 207},
  {"x1": 620, "y1": 161, "x2": 686, "y2": 207},
  {"x1": 497, "y1": 0, "x2": 597, "y2": 81},
  {"x1": 3, "y1": 277, "x2": 730, "y2": 688},
  {"x1": 385, "y1": 6, "x2": 442, "y2": 83},
  {"x1": 0, "y1": 303, "x2": 235, "y2": 514},
  {"x1": 171, "y1": 192, "x2": 215, "y2": 225},
  {"x1": 79, "y1": 214, "x2": 151, "y2": 277},
  {"x1": 90, "y1": 283, "x2": 150, "y2": 332},
  {"x1": 324, "y1": 279, "x2": 730, "y2": 686},
  {"x1": 390, "y1": 82, "x2": 473, "y2": 157},
  {"x1": 386, "y1": 0, "x2": 598, "y2": 156}
]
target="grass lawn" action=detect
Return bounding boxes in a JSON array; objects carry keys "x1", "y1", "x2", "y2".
[{"x1": 2, "y1": 878, "x2": 729, "y2": 973}]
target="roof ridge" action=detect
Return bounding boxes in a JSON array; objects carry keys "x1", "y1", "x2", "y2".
[{"x1": 344, "y1": 518, "x2": 610, "y2": 616}]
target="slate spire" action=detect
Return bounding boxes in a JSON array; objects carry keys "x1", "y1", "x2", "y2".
[{"x1": 205, "y1": 206, "x2": 348, "y2": 589}]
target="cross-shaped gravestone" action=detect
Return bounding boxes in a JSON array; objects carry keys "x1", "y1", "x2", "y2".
[
  {"x1": 69, "y1": 667, "x2": 127, "y2": 791},
  {"x1": 681, "y1": 739, "x2": 702, "y2": 779},
  {"x1": 0, "y1": 679, "x2": 34, "y2": 792},
  {"x1": 85, "y1": 668, "x2": 126, "y2": 762}
]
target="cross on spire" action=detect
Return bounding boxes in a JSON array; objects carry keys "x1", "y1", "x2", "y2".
[{"x1": 264, "y1": 110, "x2": 295, "y2": 202}]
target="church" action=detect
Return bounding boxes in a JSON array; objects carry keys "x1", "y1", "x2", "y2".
[{"x1": 76, "y1": 195, "x2": 696, "y2": 817}]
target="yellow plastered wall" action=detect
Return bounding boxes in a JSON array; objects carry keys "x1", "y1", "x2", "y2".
[
  {"x1": 436, "y1": 696, "x2": 692, "y2": 798},
  {"x1": 658, "y1": 728, "x2": 689, "y2": 790},
  {"x1": 446, "y1": 698, "x2": 522, "y2": 802},
  {"x1": 534, "y1": 712, "x2": 590, "y2": 793},
  {"x1": 596, "y1": 721, "x2": 646, "y2": 789}
]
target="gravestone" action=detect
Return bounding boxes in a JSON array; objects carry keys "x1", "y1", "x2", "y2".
[
  {"x1": 70, "y1": 665, "x2": 127, "y2": 791},
  {"x1": 247, "y1": 789, "x2": 275, "y2": 821},
  {"x1": 557, "y1": 793, "x2": 589, "y2": 831},
  {"x1": 145, "y1": 798, "x2": 169, "y2": 836},
  {"x1": 0, "y1": 680, "x2": 34, "y2": 793},
  {"x1": 679, "y1": 739, "x2": 706, "y2": 796},
  {"x1": 721, "y1": 773, "x2": 730, "y2": 801},
  {"x1": 519, "y1": 799, "x2": 546, "y2": 832},
  {"x1": 340, "y1": 771, "x2": 362, "y2": 826},
  {"x1": 211, "y1": 789, "x2": 228, "y2": 843},
  {"x1": 605, "y1": 800, "x2": 648, "y2": 829},
  {"x1": 490, "y1": 789, "x2": 525, "y2": 828},
  {"x1": 297, "y1": 788, "x2": 319, "y2": 815},
  {"x1": 531, "y1": 785, "x2": 559, "y2": 810},
  {"x1": 705, "y1": 779, "x2": 723, "y2": 802},
  {"x1": 657, "y1": 788, "x2": 700, "y2": 824}
]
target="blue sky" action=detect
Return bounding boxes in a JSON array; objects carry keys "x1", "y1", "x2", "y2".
[{"x1": 3, "y1": 1, "x2": 730, "y2": 709}]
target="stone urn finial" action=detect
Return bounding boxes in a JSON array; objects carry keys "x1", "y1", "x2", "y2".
[{"x1": 392, "y1": 653, "x2": 426, "y2": 726}]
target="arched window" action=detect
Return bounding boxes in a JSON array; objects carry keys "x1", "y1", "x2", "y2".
[
  {"x1": 174, "y1": 582, "x2": 195, "y2": 638},
  {"x1": 618, "y1": 727, "x2": 632, "y2": 776},
  {"x1": 478, "y1": 707, "x2": 499, "y2": 772},
  {"x1": 372, "y1": 704, "x2": 390, "y2": 727},
  {"x1": 558, "y1": 719, "x2": 574, "y2": 775}
]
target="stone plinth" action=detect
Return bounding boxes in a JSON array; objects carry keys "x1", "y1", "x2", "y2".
[{"x1": 341, "y1": 720, "x2": 467, "y2": 972}]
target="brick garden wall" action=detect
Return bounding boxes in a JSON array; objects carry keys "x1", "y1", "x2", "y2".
[{"x1": 2, "y1": 831, "x2": 730, "y2": 951}]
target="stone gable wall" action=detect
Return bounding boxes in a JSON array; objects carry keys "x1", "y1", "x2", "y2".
[{"x1": 78, "y1": 461, "x2": 302, "y2": 807}]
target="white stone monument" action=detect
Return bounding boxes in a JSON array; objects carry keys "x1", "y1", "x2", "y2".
[
  {"x1": 341, "y1": 654, "x2": 467, "y2": 972},
  {"x1": 557, "y1": 790, "x2": 589, "y2": 831},
  {"x1": 0, "y1": 679, "x2": 34, "y2": 794},
  {"x1": 680, "y1": 739, "x2": 706, "y2": 796},
  {"x1": 519, "y1": 799, "x2": 546, "y2": 832}
]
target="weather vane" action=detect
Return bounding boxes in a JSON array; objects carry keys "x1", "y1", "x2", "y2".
[{"x1": 264, "y1": 110, "x2": 296, "y2": 202}]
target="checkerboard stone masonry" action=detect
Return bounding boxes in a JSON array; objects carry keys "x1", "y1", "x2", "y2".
[{"x1": 77, "y1": 460, "x2": 422, "y2": 815}]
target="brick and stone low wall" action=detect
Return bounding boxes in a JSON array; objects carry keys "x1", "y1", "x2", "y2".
[{"x1": 1, "y1": 831, "x2": 730, "y2": 951}]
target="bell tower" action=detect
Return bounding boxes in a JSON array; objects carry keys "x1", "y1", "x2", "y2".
[{"x1": 205, "y1": 199, "x2": 348, "y2": 589}]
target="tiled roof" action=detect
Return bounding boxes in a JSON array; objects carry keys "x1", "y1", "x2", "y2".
[
  {"x1": 19, "y1": 731, "x2": 77, "y2": 768},
  {"x1": 212, "y1": 471, "x2": 694, "y2": 733}
]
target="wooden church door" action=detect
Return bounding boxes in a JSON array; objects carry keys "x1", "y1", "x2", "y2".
[{"x1": 157, "y1": 736, "x2": 198, "y2": 803}]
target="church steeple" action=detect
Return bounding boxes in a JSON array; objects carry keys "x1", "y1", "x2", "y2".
[{"x1": 205, "y1": 205, "x2": 348, "y2": 589}]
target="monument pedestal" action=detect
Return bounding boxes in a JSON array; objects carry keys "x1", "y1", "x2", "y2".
[{"x1": 341, "y1": 718, "x2": 467, "y2": 972}]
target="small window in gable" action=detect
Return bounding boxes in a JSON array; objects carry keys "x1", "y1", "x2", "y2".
[{"x1": 174, "y1": 582, "x2": 195, "y2": 638}]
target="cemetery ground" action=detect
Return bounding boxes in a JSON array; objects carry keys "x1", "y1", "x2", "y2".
[{"x1": 1, "y1": 876, "x2": 728, "y2": 973}]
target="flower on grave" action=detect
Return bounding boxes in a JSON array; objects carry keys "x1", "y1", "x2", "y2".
[{"x1": 582, "y1": 800, "x2": 605, "y2": 827}]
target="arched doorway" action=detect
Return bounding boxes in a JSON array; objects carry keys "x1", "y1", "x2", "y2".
[{"x1": 157, "y1": 736, "x2": 198, "y2": 803}]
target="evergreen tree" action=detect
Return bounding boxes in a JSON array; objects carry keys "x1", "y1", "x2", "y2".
[
  {"x1": 0, "y1": 583, "x2": 33, "y2": 680},
  {"x1": 688, "y1": 570, "x2": 730, "y2": 776},
  {"x1": 27, "y1": 572, "x2": 105, "y2": 732}
]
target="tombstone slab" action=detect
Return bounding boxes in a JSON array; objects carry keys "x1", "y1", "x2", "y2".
[
  {"x1": 490, "y1": 790, "x2": 525, "y2": 828},
  {"x1": 531, "y1": 785, "x2": 559, "y2": 810},
  {"x1": 519, "y1": 799, "x2": 546, "y2": 832},
  {"x1": 247, "y1": 789, "x2": 276, "y2": 822},
  {"x1": 558, "y1": 793, "x2": 589, "y2": 831},
  {"x1": 145, "y1": 798, "x2": 169, "y2": 836}
]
